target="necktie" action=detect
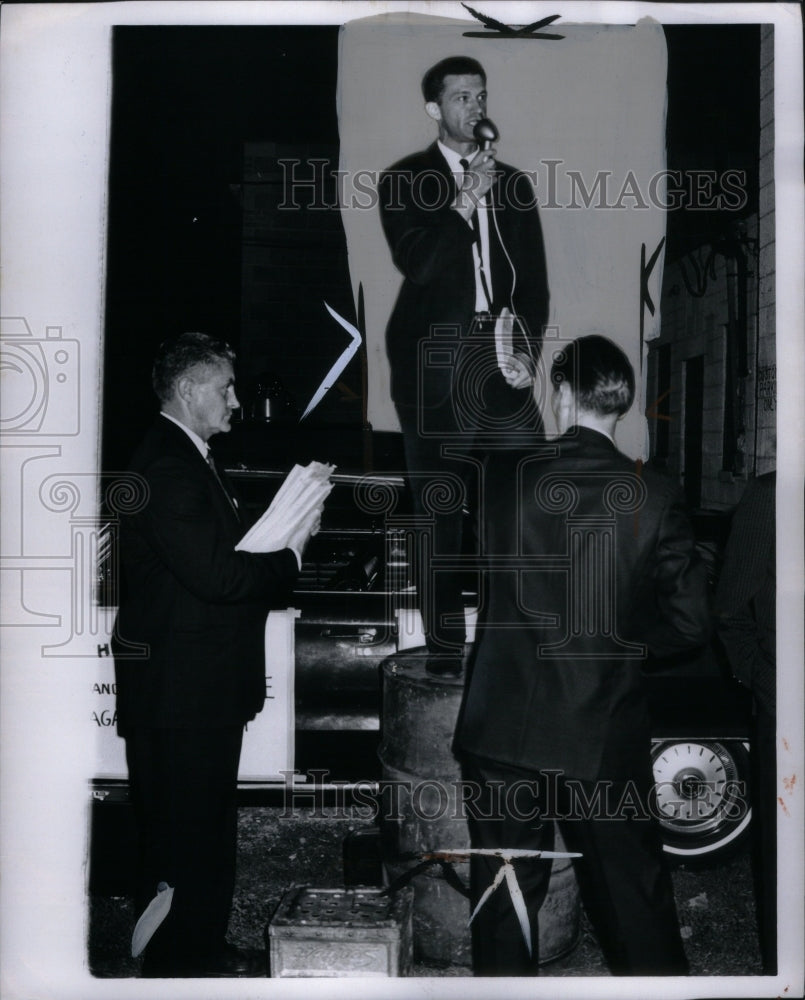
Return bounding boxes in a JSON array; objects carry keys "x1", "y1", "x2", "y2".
[
  {"x1": 206, "y1": 452, "x2": 239, "y2": 518},
  {"x1": 459, "y1": 158, "x2": 493, "y2": 311}
]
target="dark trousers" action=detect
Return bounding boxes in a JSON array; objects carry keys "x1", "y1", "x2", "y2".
[
  {"x1": 398, "y1": 403, "x2": 476, "y2": 654},
  {"x1": 125, "y1": 725, "x2": 244, "y2": 975},
  {"x1": 461, "y1": 753, "x2": 689, "y2": 977},
  {"x1": 397, "y1": 362, "x2": 540, "y2": 655}
]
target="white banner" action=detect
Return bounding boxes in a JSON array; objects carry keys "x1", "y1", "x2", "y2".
[
  {"x1": 338, "y1": 14, "x2": 669, "y2": 459},
  {"x1": 93, "y1": 609, "x2": 297, "y2": 782}
]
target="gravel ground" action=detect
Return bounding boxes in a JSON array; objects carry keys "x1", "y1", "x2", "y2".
[{"x1": 89, "y1": 804, "x2": 762, "y2": 979}]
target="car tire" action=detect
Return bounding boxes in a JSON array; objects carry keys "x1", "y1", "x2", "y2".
[{"x1": 650, "y1": 738, "x2": 752, "y2": 866}]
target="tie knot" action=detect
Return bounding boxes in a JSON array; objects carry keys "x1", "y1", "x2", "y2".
[{"x1": 459, "y1": 158, "x2": 470, "y2": 172}]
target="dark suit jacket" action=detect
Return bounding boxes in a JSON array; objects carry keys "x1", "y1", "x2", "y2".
[
  {"x1": 114, "y1": 416, "x2": 299, "y2": 732},
  {"x1": 379, "y1": 142, "x2": 550, "y2": 413},
  {"x1": 715, "y1": 471, "x2": 776, "y2": 717},
  {"x1": 456, "y1": 427, "x2": 711, "y2": 782}
]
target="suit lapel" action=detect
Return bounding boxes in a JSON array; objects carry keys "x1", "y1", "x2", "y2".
[
  {"x1": 426, "y1": 141, "x2": 455, "y2": 188},
  {"x1": 157, "y1": 416, "x2": 243, "y2": 528},
  {"x1": 207, "y1": 452, "x2": 243, "y2": 522}
]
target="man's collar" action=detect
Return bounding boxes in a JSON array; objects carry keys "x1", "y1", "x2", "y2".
[
  {"x1": 567, "y1": 423, "x2": 618, "y2": 447},
  {"x1": 437, "y1": 139, "x2": 478, "y2": 172},
  {"x1": 160, "y1": 411, "x2": 208, "y2": 458}
]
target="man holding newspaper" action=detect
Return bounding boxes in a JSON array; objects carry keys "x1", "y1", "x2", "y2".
[{"x1": 114, "y1": 332, "x2": 332, "y2": 978}]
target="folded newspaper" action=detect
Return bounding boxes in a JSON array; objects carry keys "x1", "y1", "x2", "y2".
[
  {"x1": 236, "y1": 461, "x2": 335, "y2": 553},
  {"x1": 494, "y1": 309, "x2": 515, "y2": 372}
]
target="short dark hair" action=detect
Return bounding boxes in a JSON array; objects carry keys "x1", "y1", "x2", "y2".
[
  {"x1": 550, "y1": 335, "x2": 635, "y2": 417},
  {"x1": 421, "y1": 56, "x2": 486, "y2": 104},
  {"x1": 152, "y1": 332, "x2": 236, "y2": 404}
]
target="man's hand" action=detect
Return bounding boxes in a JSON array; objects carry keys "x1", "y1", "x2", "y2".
[
  {"x1": 501, "y1": 352, "x2": 534, "y2": 390},
  {"x1": 453, "y1": 145, "x2": 498, "y2": 220},
  {"x1": 285, "y1": 507, "x2": 322, "y2": 558},
  {"x1": 495, "y1": 310, "x2": 534, "y2": 389}
]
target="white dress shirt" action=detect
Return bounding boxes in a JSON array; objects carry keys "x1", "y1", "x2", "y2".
[{"x1": 439, "y1": 140, "x2": 493, "y2": 313}]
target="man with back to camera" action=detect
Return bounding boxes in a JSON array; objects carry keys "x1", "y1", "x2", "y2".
[
  {"x1": 378, "y1": 56, "x2": 550, "y2": 674},
  {"x1": 455, "y1": 335, "x2": 710, "y2": 975},
  {"x1": 113, "y1": 332, "x2": 321, "y2": 977}
]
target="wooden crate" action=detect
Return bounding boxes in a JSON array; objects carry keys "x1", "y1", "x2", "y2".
[{"x1": 268, "y1": 886, "x2": 413, "y2": 977}]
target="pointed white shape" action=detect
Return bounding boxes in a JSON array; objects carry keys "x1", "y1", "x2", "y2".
[
  {"x1": 468, "y1": 862, "x2": 506, "y2": 926},
  {"x1": 430, "y1": 846, "x2": 581, "y2": 859},
  {"x1": 503, "y1": 861, "x2": 533, "y2": 957},
  {"x1": 131, "y1": 881, "x2": 174, "y2": 957},
  {"x1": 465, "y1": 850, "x2": 554, "y2": 958},
  {"x1": 301, "y1": 302, "x2": 362, "y2": 420}
]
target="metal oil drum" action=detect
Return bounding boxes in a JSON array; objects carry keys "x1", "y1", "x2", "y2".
[{"x1": 378, "y1": 648, "x2": 580, "y2": 967}]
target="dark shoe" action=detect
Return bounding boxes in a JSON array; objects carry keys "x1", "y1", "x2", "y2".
[
  {"x1": 201, "y1": 943, "x2": 266, "y2": 978},
  {"x1": 142, "y1": 944, "x2": 266, "y2": 978},
  {"x1": 425, "y1": 655, "x2": 463, "y2": 678},
  {"x1": 140, "y1": 954, "x2": 199, "y2": 978}
]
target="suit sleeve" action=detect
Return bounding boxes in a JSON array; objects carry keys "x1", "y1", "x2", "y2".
[
  {"x1": 378, "y1": 167, "x2": 476, "y2": 286},
  {"x1": 134, "y1": 456, "x2": 298, "y2": 606},
  {"x1": 716, "y1": 598, "x2": 776, "y2": 716},
  {"x1": 643, "y1": 490, "x2": 712, "y2": 657}
]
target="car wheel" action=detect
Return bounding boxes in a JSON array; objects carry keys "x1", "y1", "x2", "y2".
[{"x1": 650, "y1": 739, "x2": 752, "y2": 865}]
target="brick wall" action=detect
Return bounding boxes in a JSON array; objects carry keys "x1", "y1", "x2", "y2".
[
  {"x1": 650, "y1": 27, "x2": 775, "y2": 509},
  {"x1": 653, "y1": 241, "x2": 757, "y2": 509}
]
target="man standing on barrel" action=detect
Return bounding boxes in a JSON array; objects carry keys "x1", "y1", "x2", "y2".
[{"x1": 378, "y1": 56, "x2": 550, "y2": 674}]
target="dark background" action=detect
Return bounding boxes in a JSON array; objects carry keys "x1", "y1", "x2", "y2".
[{"x1": 101, "y1": 23, "x2": 760, "y2": 472}]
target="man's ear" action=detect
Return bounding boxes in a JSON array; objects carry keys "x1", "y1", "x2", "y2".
[
  {"x1": 176, "y1": 374, "x2": 196, "y2": 404},
  {"x1": 552, "y1": 380, "x2": 574, "y2": 429},
  {"x1": 554, "y1": 380, "x2": 573, "y2": 406},
  {"x1": 424, "y1": 101, "x2": 442, "y2": 123}
]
